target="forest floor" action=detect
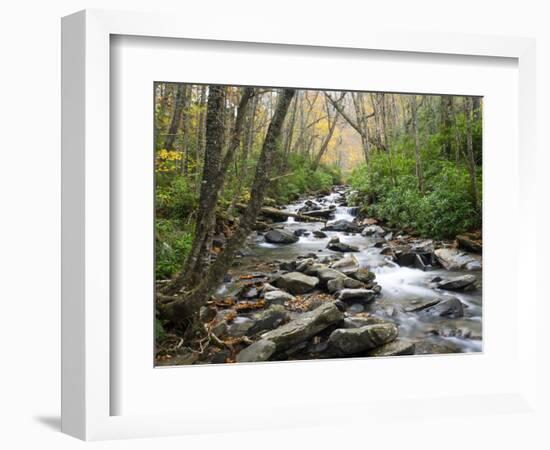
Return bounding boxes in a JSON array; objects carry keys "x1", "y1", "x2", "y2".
[{"x1": 156, "y1": 185, "x2": 483, "y2": 365}]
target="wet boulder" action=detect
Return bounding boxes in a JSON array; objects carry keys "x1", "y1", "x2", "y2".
[
  {"x1": 337, "y1": 288, "x2": 376, "y2": 303},
  {"x1": 456, "y1": 234, "x2": 482, "y2": 253},
  {"x1": 247, "y1": 305, "x2": 290, "y2": 335},
  {"x1": 367, "y1": 339, "x2": 415, "y2": 357},
  {"x1": 295, "y1": 258, "x2": 316, "y2": 273},
  {"x1": 414, "y1": 339, "x2": 462, "y2": 355},
  {"x1": 423, "y1": 296, "x2": 464, "y2": 318},
  {"x1": 342, "y1": 316, "x2": 390, "y2": 328},
  {"x1": 274, "y1": 272, "x2": 319, "y2": 294},
  {"x1": 236, "y1": 340, "x2": 277, "y2": 363},
  {"x1": 434, "y1": 248, "x2": 482, "y2": 271},
  {"x1": 263, "y1": 290, "x2": 296, "y2": 305},
  {"x1": 330, "y1": 255, "x2": 360, "y2": 275},
  {"x1": 350, "y1": 267, "x2": 376, "y2": 283},
  {"x1": 326, "y1": 236, "x2": 359, "y2": 253},
  {"x1": 264, "y1": 229, "x2": 299, "y2": 244},
  {"x1": 327, "y1": 323, "x2": 398, "y2": 356},
  {"x1": 326, "y1": 276, "x2": 363, "y2": 293},
  {"x1": 404, "y1": 298, "x2": 441, "y2": 313},
  {"x1": 326, "y1": 277, "x2": 345, "y2": 293},
  {"x1": 316, "y1": 267, "x2": 347, "y2": 284},
  {"x1": 279, "y1": 260, "x2": 297, "y2": 272},
  {"x1": 411, "y1": 239, "x2": 435, "y2": 253},
  {"x1": 261, "y1": 302, "x2": 344, "y2": 352},
  {"x1": 436, "y1": 274, "x2": 477, "y2": 291},
  {"x1": 302, "y1": 209, "x2": 334, "y2": 219},
  {"x1": 361, "y1": 225, "x2": 385, "y2": 237},
  {"x1": 322, "y1": 219, "x2": 362, "y2": 233},
  {"x1": 312, "y1": 230, "x2": 328, "y2": 238}
]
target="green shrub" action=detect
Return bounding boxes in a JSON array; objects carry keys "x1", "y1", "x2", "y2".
[
  {"x1": 349, "y1": 153, "x2": 481, "y2": 239},
  {"x1": 271, "y1": 154, "x2": 341, "y2": 202},
  {"x1": 156, "y1": 175, "x2": 197, "y2": 219},
  {"x1": 155, "y1": 218, "x2": 193, "y2": 279}
]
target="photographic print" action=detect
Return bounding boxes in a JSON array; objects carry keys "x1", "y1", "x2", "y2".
[{"x1": 154, "y1": 84, "x2": 482, "y2": 366}]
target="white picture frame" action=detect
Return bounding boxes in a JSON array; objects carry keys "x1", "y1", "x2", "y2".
[{"x1": 61, "y1": 9, "x2": 538, "y2": 441}]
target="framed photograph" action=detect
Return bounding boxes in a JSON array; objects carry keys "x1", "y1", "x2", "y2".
[{"x1": 62, "y1": 9, "x2": 538, "y2": 441}]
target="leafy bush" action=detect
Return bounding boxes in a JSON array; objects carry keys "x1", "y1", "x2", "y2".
[
  {"x1": 349, "y1": 153, "x2": 481, "y2": 239},
  {"x1": 155, "y1": 218, "x2": 193, "y2": 279},
  {"x1": 156, "y1": 175, "x2": 197, "y2": 219},
  {"x1": 271, "y1": 154, "x2": 341, "y2": 203}
]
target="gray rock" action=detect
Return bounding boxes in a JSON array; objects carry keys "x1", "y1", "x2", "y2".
[
  {"x1": 295, "y1": 258, "x2": 315, "y2": 272},
  {"x1": 342, "y1": 316, "x2": 390, "y2": 328},
  {"x1": 367, "y1": 339, "x2": 415, "y2": 357},
  {"x1": 456, "y1": 234, "x2": 482, "y2": 253},
  {"x1": 330, "y1": 255, "x2": 360, "y2": 274},
  {"x1": 434, "y1": 248, "x2": 482, "y2": 271},
  {"x1": 361, "y1": 225, "x2": 385, "y2": 236},
  {"x1": 316, "y1": 267, "x2": 347, "y2": 284},
  {"x1": 322, "y1": 219, "x2": 361, "y2": 233},
  {"x1": 261, "y1": 302, "x2": 344, "y2": 352},
  {"x1": 343, "y1": 278, "x2": 364, "y2": 289},
  {"x1": 312, "y1": 230, "x2": 328, "y2": 238},
  {"x1": 337, "y1": 288, "x2": 376, "y2": 302},
  {"x1": 327, "y1": 323, "x2": 398, "y2": 355},
  {"x1": 327, "y1": 239, "x2": 359, "y2": 253},
  {"x1": 301, "y1": 209, "x2": 333, "y2": 219},
  {"x1": 211, "y1": 320, "x2": 228, "y2": 337},
  {"x1": 351, "y1": 267, "x2": 376, "y2": 283},
  {"x1": 248, "y1": 305, "x2": 290, "y2": 335},
  {"x1": 236, "y1": 340, "x2": 277, "y2": 363},
  {"x1": 411, "y1": 239, "x2": 434, "y2": 253},
  {"x1": 436, "y1": 274, "x2": 477, "y2": 291},
  {"x1": 275, "y1": 272, "x2": 319, "y2": 294},
  {"x1": 405, "y1": 298, "x2": 441, "y2": 313},
  {"x1": 265, "y1": 229, "x2": 299, "y2": 244},
  {"x1": 264, "y1": 290, "x2": 296, "y2": 305},
  {"x1": 327, "y1": 277, "x2": 344, "y2": 293},
  {"x1": 279, "y1": 260, "x2": 296, "y2": 271},
  {"x1": 227, "y1": 319, "x2": 254, "y2": 337},
  {"x1": 262, "y1": 283, "x2": 278, "y2": 293},
  {"x1": 414, "y1": 339, "x2": 462, "y2": 355},
  {"x1": 424, "y1": 297, "x2": 464, "y2": 318}
]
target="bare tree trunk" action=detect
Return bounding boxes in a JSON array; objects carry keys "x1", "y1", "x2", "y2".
[
  {"x1": 181, "y1": 86, "x2": 191, "y2": 175},
  {"x1": 411, "y1": 95, "x2": 425, "y2": 194},
  {"x1": 164, "y1": 84, "x2": 186, "y2": 150},
  {"x1": 228, "y1": 92, "x2": 260, "y2": 215},
  {"x1": 440, "y1": 96, "x2": 453, "y2": 158},
  {"x1": 463, "y1": 97, "x2": 479, "y2": 209},
  {"x1": 312, "y1": 98, "x2": 338, "y2": 170},
  {"x1": 281, "y1": 94, "x2": 298, "y2": 172},
  {"x1": 195, "y1": 85, "x2": 207, "y2": 186},
  {"x1": 161, "y1": 89, "x2": 296, "y2": 325}
]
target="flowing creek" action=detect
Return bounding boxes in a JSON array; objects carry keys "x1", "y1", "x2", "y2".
[{"x1": 221, "y1": 186, "x2": 482, "y2": 357}]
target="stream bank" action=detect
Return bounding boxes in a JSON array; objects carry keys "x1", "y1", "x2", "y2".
[{"x1": 157, "y1": 185, "x2": 482, "y2": 365}]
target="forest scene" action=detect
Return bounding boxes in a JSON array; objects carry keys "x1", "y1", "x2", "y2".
[{"x1": 154, "y1": 83, "x2": 482, "y2": 366}]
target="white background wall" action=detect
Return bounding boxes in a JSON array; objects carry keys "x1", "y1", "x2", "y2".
[{"x1": 0, "y1": 1, "x2": 547, "y2": 449}]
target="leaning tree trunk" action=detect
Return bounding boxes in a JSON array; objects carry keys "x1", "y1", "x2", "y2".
[{"x1": 161, "y1": 88, "x2": 296, "y2": 326}]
